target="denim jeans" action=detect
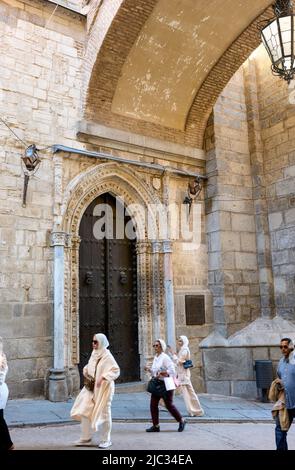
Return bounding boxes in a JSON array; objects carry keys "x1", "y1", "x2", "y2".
[{"x1": 275, "y1": 408, "x2": 295, "y2": 450}]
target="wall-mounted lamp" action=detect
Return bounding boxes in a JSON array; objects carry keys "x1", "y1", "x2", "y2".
[
  {"x1": 260, "y1": 0, "x2": 295, "y2": 83},
  {"x1": 183, "y1": 177, "x2": 203, "y2": 215},
  {"x1": 21, "y1": 144, "x2": 41, "y2": 207}
]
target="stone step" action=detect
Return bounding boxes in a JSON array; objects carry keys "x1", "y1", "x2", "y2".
[{"x1": 115, "y1": 381, "x2": 146, "y2": 394}]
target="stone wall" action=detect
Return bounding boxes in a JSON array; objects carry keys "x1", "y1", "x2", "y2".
[
  {"x1": 204, "y1": 69, "x2": 260, "y2": 338},
  {"x1": 252, "y1": 47, "x2": 295, "y2": 320},
  {"x1": 0, "y1": 0, "x2": 85, "y2": 397},
  {"x1": 202, "y1": 47, "x2": 295, "y2": 398},
  {"x1": 0, "y1": 0, "x2": 208, "y2": 398}
]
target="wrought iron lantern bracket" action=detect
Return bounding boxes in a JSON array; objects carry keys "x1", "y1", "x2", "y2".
[
  {"x1": 183, "y1": 177, "x2": 203, "y2": 216},
  {"x1": 261, "y1": 0, "x2": 295, "y2": 83},
  {"x1": 21, "y1": 144, "x2": 41, "y2": 207}
]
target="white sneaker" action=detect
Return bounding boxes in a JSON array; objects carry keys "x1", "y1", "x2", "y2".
[
  {"x1": 74, "y1": 438, "x2": 92, "y2": 447},
  {"x1": 98, "y1": 441, "x2": 112, "y2": 449}
]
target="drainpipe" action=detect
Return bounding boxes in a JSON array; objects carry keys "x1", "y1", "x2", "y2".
[{"x1": 51, "y1": 144, "x2": 207, "y2": 181}]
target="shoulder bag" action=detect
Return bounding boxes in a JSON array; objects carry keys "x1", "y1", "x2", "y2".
[
  {"x1": 84, "y1": 358, "x2": 100, "y2": 392},
  {"x1": 147, "y1": 377, "x2": 167, "y2": 397},
  {"x1": 183, "y1": 359, "x2": 193, "y2": 369}
]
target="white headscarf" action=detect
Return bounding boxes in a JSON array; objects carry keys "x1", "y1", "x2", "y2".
[
  {"x1": 157, "y1": 339, "x2": 167, "y2": 353},
  {"x1": 94, "y1": 333, "x2": 109, "y2": 358},
  {"x1": 179, "y1": 335, "x2": 189, "y2": 349},
  {"x1": 87, "y1": 333, "x2": 110, "y2": 376}
]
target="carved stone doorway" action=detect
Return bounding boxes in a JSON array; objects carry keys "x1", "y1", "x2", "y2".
[{"x1": 78, "y1": 193, "x2": 140, "y2": 385}]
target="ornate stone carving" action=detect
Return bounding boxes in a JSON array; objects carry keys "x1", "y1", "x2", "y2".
[
  {"x1": 57, "y1": 162, "x2": 167, "y2": 370},
  {"x1": 51, "y1": 232, "x2": 70, "y2": 247}
]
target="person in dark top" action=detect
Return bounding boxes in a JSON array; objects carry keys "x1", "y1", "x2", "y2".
[{"x1": 276, "y1": 337, "x2": 295, "y2": 450}]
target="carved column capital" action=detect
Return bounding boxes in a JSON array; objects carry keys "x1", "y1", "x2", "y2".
[
  {"x1": 136, "y1": 240, "x2": 150, "y2": 254},
  {"x1": 161, "y1": 240, "x2": 173, "y2": 253},
  {"x1": 51, "y1": 231, "x2": 70, "y2": 247},
  {"x1": 151, "y1": 241, "x2": 161, "y2": 254}
]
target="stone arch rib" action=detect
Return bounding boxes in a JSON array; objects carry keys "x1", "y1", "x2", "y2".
[
  {"x1": 185, "y1": 6, "x2": 274, "y2": 149},
  {"x1": 60, "y1": 163, "x2": 162, "y2": 240}
]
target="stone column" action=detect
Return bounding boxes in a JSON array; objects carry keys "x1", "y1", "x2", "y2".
[
  {"x1": 136, "y1": 241, "x2": 152, "y2": 375},
  {"x1": 48, "y1": 231, "x2": 69, "y2": 402},
  {"x1": 162, "y1": 240, "x2": 176, "y2": 349},
  {"x1": 151, "y1": 241, "x2": 161, "y2": 340}
]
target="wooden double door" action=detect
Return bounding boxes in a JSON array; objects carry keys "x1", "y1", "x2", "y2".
[{"x1": 78, "y1": 193, "x2": 139, "y2": 385}]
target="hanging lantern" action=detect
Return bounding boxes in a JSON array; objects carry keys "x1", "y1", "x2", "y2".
[
  {"x1": 261, "y1": 0, "x2": 295, "y2": 83},
  {"x1": 21, "y1": 144, "x2": 41, "y2": 173},
  {"x1": 21, "y1": 144, "x2": 41, "y2": 207}
]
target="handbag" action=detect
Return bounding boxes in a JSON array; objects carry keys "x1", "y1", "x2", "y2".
[
  {"x1": 183, "y1": 359, "x2": 193, "y2": 369},
  {"x1": 84, "y1": 375, "x2": 95, "y2": 392},
  {"x1": 83, "y1": 358, "x2": 100, "y2": 392},
  {"x1": 164, "y1": 376, "x2": 176, "y2": 391},
  {"x1": 147, "y1": 378, "x2": 167, "y2": 397}
]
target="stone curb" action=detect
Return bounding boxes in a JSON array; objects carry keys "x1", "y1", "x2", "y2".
[{"x1": 8, "y1": 417, "x2": 274, "y2": 429}]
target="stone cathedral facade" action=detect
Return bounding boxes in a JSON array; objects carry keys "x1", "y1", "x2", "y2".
[{"x1": 0, "y1": 0, "x2": 294, "y2": 400}]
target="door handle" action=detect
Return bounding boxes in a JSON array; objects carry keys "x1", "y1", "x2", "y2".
[
  {"x1": 119, "y1": 271, "x2": 128, "y2": 284},
  {"x1": 85, "y1": 271, "x2": 93, "y2": 285}
]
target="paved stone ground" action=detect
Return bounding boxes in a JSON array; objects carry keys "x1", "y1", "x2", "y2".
[
  {"x1": 6, "y1": 392, "x2": 273, "y2": 427},
  {"x1": 9, "y1": 421, "x2": 295, "y2": 450}
]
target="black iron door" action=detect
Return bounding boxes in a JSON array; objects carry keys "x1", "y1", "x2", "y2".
[{"x1": 79, "y1": 193, "x2": 139, "y2": 385}]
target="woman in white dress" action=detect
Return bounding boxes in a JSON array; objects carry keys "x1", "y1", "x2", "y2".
[
  {"x1": 0, "y1": 337, "x2": 14, "y2": 451},
  {"x1": 170, "y1": 335, "x2": 204, "y2": 417},
  {"x1": 71, "y1": 333, "x2": 120, "y2": 448}
]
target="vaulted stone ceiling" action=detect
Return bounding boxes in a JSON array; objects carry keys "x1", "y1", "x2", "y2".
[
  {"x1": 85, "y1": 0, "x2": 273, "y2": 148},
  {"x1": 111, "y1": 0, "x2": 272, "y2": 130}
]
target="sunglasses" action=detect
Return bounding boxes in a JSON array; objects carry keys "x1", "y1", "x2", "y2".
[
  {"x1": 92, "y1": 340, "x2": 98, "y2": 344},
  {"x1": 280, "y1": 345, "x2": 289, "y2": 350},
  {"x1": 153, "y1": 344, "x2": 160, "y2": 347}
]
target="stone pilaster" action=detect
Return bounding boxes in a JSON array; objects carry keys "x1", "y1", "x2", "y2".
[
  {"x1": 48, "y1": 231, "x2": 70, "y2": 402},
  {"x1": 243, "y1": 58, "x2": 275, "y2": 318}
]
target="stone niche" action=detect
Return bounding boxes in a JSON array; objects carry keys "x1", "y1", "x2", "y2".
[{"x1": 200, "y1": 316, "x2": 295, "y2": 399}]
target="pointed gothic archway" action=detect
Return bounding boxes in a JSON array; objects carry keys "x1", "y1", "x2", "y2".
[{"x1": 53, "y1": 161, "x2": 173, "y2": 392}]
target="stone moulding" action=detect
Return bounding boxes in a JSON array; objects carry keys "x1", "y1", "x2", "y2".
[{"x1": 53, "y1": 160, "x2": 170, "y2": 376}]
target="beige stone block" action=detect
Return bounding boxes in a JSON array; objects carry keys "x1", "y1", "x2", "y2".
[
  {"x1": 285, "y1": 116, "x2": 295, "y2": 128},
  {"x1": 284, "y1": 165, "x2": 295, "y2": 178},
  {"x1": 15, "y1": 230, "x2": 25, "y2": 245},
  {"x1": 285, "y1": 207, "x2": 295, "y2": 225},
  {"x1": 261, "y1": 122, "x2": 284, "y2": 140},
  {"x1": 252, "y1": 348, "x2": 269, "y2": 360},
  {"x1": 240, "y1": 233, "x2": 257, "y2": 252},
  {"x1": 276, "y1": 179, "x2": 294, "y2": 197},
  {"x1": 222, "y1": 252, "x2": 235, "y2": 269},
  {"x1": 235, "y1": 253, "x2": 258, "y2": 270},
  {"x1": 18, "y1": 246, "x2": 32, "y2": 260},
  {"x1": 221, "y1": 231, "x2": 241, "y2": 251},
  {"x1": 231, "y1": 213, "x2": 255, "y2": 232}
]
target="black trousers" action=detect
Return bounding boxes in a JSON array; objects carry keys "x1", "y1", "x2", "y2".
[{"x1": 0, "y1": 408, "x2": 13, "y2": 451}]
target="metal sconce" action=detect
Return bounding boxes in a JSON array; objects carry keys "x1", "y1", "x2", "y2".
[
  {"x1": 183, "y1": 177, "x2": 203, "y2": 215},
  {"x1": 260, "y1": 0, "x2": 295, "y2": 83},
  {"x1": 21, "y1": 144, "x2": 41, "y2": 207}
]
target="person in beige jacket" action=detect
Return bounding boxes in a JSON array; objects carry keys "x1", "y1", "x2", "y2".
[
  {"x1": 168, "y1": 336, "x2": 204, "y2": 417},
  {"x1": 71, "y1": 333, "x2": 120, "y2": 448}
]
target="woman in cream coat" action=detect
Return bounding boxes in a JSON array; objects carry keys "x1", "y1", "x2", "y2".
[
  {"x1": 0, "y1": 337, "x2": 14, "y2": 451},
  {"x1": 170, "y1": 336, "x2": 204, "y2": 417},
  {"x1": 71, "y1": 333, "x2": 120, "y2": 448}
]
